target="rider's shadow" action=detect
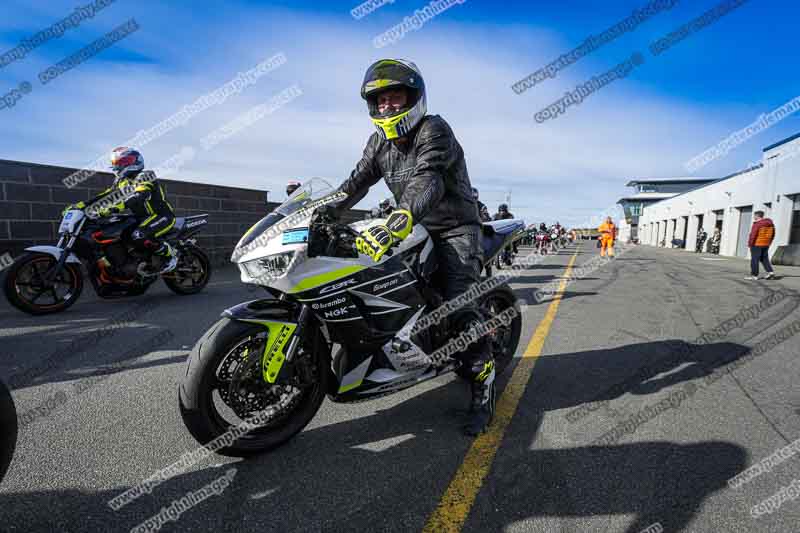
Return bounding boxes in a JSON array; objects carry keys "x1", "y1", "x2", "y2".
[
  {"x1": 529, "y1": 339, "x2": 750, "y2": 412},
  {"x1": 0, "y1": 362, "x2": 747, "y2": 533}
]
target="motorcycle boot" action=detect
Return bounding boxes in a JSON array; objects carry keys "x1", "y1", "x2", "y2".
[
  {"x1": 138, "y1": 242, "x2": 177, "y2": 276},
  {"x1": 155, "y1": 242, "x2": 178, "y2": 274},
  {"x1": 464, "y1": 356, "x2": 496, "y2": 436}
]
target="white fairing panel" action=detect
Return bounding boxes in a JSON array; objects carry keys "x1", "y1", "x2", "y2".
[
  {"x1": 58, "y1": 210, "x2": 85, "y2": 234},
  {"x1": 25, "y1": 246, "x2": 81, "y2": 264},
  {"x1": 236, "y1": 213, "x2": 432, "y2": 293}
]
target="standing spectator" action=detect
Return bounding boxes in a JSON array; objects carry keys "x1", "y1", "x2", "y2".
[
  {"x1": 708, "y1": 227, "x2": 721, "y2": 254},
  {"x1": 598, "y1": 216, "x2": 617, "y2": 257},
  {"x1": 695, "y1": 227, "x2": 707, "y2": 253},
  {"x1": 745, "y1": 210, "x2": 776, "y2": 280}
]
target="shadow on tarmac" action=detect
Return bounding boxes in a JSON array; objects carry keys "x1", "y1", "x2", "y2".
[
  {"x1": 530, "y1": 340, "x2": 750, "y2": 411},
  {"x1": 0, "y1": 251, "x2": 777, "y2": 532},
  {"x1": 0, "y1": 363, "x2": 747, "y2": 533},
  {"x1": 0, "y1": 330, "x2": 761, "y2": 533}
]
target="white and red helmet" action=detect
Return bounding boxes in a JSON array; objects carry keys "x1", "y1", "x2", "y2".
[{"x1": 110, "y1": 147, "x2": 144, "y2": 180}]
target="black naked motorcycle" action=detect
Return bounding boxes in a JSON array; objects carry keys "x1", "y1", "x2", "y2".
[
  {"x1": 3, "y1": 207, "x2": 212, "y2": 315},
  {"x1": 0, "y1": 378, "x2": 16, "y2": 485},
  {"x1": 179, "y1": 179, "x2": 526, "y2": 455}
]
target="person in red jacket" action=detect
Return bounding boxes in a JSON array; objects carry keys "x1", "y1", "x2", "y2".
[{"x1": 745, "y1": 210, "x2": 776, "y2": 280}]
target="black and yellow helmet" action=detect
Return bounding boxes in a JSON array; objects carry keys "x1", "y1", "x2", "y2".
[{"x1": 361, "y1": 59, "x2": 426, "y2": 140}]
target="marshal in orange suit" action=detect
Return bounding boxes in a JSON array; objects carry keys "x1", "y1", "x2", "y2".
[{"x1": 598, "y1": 216, "x2": 616, "y2": 257}]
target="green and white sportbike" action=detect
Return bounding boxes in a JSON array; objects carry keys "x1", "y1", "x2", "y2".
[{"x1": 179, "y1": 179, "x2": 524, "y2": 455}]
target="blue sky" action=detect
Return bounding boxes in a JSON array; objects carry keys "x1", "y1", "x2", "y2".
[{"x1": 1, "y1": 0, "x2": 798, "y2": 227}]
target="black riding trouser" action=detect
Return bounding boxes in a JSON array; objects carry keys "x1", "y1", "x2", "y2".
[
  {"x1": 430, "y1": 225, "x2": 492, "y2": 378},
  {"x1": 131, "y1": 214, "x2": 175, "y2": 256}
]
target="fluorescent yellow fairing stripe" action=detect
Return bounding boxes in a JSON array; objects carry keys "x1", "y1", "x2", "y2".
[
  {"x1": 337, "y1": 378, "x2": 363, "y2": 394},
  {"x1": 239, "y1": 319, "x2": 298, "y2": 384},
  {"x1": 288, "y1": 265, "x2": 366, "y2": 293}
]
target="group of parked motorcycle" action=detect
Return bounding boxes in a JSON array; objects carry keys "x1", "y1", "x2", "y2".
[{"x1": 1, "y1": 178, "x2": 528, "y2": 473}]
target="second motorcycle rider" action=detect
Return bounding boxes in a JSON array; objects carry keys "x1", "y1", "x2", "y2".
[{"x1": 333, "y1": 59, "x2": 495, "y2": 436}]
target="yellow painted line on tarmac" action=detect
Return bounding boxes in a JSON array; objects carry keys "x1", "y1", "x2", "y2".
[{"x1": 422, "y1": 248, "x2": 579, "y2": 533}]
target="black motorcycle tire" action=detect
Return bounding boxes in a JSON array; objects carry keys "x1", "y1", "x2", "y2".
[
  {"x1": 179, "y1": 317, "x2": 328, "y2": 456},
  {"x1": 0, "y1": 379, "x2": 17, "y2": 484},
  {"x1": 456, "y1": 285, "x2": 522, "y2": 381},
  {"x1": 163, "y1": 244, "x2": 212, "y2": 296},
  {"x1": 3, "y1": 253, "x2": 84, "y2": 315}
]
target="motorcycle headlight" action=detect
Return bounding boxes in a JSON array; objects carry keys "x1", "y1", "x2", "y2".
[{"x1": 241, "y1": 251, "x2": 295, "y2": 281}]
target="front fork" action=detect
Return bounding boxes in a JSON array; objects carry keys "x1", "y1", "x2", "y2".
[
  {"x1": 43, "y1": 235, "x2": 75, "y2": 284},
  {"x1": 225, "y1": 299, "x2": 314, "y2": 384}
]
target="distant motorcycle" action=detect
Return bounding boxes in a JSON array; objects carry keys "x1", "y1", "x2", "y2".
[
  {"x1": 0, "y1": 379, "x2": 16, "y2": 485},
  {"x1": 535, "y1": 231, "x2": 550, "y2": 255},
  {"x1": 549, "y1": 230, "x2": 561, "y2": 253},
  {"x1": 4, "y1": 207, "x2": 212, "y2": 315}
]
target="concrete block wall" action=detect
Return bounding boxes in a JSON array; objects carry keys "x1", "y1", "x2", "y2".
[{"x1": 0, "y1": 159, "x2": 367, "y2": 267}]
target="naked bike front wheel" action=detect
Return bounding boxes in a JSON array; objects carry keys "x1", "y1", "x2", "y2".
[{"x1": 3, "y1": 253, "x2": 83, "y2": 315}]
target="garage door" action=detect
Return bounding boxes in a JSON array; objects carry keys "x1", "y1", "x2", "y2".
[{"x1": 736, "y1": 206, "x2": 753, "y2": 257}]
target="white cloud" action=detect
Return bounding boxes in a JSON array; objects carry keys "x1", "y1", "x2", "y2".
[{"x1": 0, "y1": 2, "x2": 777, "y2": 226}]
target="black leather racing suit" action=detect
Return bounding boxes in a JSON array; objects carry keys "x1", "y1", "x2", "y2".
[
  {"x1": 87, "y1": 171, "x2": 176, "y2": 251},
  {"x1": 336, "y1": 114, "x2": 490, "y2": 376}
]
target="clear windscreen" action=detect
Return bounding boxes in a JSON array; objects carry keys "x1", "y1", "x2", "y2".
[
  {"x1": 232, "y1": 178, "x2": 340, "y2": 257},
  {"x1": 275, "y1": 178, "x2": 336, "y2": 216}
]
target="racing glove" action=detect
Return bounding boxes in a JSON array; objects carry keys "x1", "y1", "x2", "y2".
[
  {"x1": 356, "y1": 209, "x2": 413, "y2": 262},
  {"x1": 96, "y1": 206, "x2": 121, "y2": 218}
]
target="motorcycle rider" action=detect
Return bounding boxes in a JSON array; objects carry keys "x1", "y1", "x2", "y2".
[
  {"x1": 65, "y1": 147, "x2": 177, "y2": 275},
  {"x1": 333, "y1": 59, "x2": 495, "y2": 436},
  {"x1": 493, "y1": 204, "x2": 518, "y2": 257},
  {"x1": 493, "y1": 204, "x2": 514, "y2": 221},
  {"x1": 472, "y1": 188, "x2": 491, "y2": 222}
]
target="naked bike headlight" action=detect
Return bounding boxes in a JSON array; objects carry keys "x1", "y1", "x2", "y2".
[{"x1": 241, "y1": 251, "x2": 295, "y2": 281}]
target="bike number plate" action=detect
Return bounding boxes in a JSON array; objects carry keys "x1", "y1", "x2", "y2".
[
  {"x1": 59, "y1": 210, "x2": 85, "y2": 234},
  {"x1": 282, "y1": 228, "x2": 309, "y2": 245}
]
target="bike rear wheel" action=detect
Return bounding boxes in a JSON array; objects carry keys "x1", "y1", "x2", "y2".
[
  {"x1": 455, "y1": 286, "x2": 522, "y2": 381},
  {"x1": 163, "y1": 244, "x2": 211, "y2": 295}
]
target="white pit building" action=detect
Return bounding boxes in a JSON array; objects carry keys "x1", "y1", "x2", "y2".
[{"x1": 638, "y1": 133, "x2": 800, "y2": 265}]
